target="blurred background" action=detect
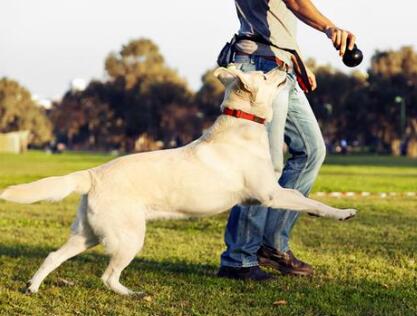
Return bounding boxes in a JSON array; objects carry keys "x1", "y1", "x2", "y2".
[{"x1": 0, "y1": 0, "x2": 416, "y2": 156}]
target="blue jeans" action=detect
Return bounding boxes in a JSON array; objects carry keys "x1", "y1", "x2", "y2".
[{"x1": 220, "y1": 55, "x2": 326, "y2": 267}]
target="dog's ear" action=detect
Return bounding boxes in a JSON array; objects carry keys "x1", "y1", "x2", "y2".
[
  {"x1": 265, "y1": 67, "x2": 287, "y2": 87},
  {"x1": 214, "y1": 66, "x2": 252, "y2": 91},
  {"x1": 214, "y1": 67, "x2": 236, "y2": 87}
]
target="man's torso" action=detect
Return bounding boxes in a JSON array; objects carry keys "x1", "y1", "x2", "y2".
[{"x1": 234, "y1": 0, "x2": 300, "y2": 66}]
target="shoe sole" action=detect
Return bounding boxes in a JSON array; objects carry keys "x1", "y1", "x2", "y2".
[
  {"x1": 258, "y1": 257, "x2": 313, "y2": 277},
  {"x1": 217, "y1": 269, "x2": 275, "y2": 281},
  {"x1": 217, "y1": 273, "x2": 274, "y2": 281}
]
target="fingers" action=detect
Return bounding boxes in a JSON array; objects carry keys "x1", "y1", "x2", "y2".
[
  {"x1": 331, "y1": 29, "x2": 338, "y2": 47},
  {"x1": 339, "y1": 31, "x2": 349, "y2": 56},
  {"x1": 308, "y1": 73, "x2": 317, "y2": 91},
  {"x1": 347, "y1": 33, "x2": 356, "y2": 50},
  {"x1": 326, "y1": 27, "x2": 357, "y2": 56},
  {"x1": 334, "y1": 29, "x2": 342, "y2": 50},
  {"x1": 305, "y1": 68, "x2": 317, "y2": 92}
]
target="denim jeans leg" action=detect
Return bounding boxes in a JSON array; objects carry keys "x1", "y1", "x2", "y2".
[
  {"x1": 221, "y1": 204, "x2": 269, "y2": 267},
  {"x1": 263, "y1": 75, "x2": 326, "y2": 252}
]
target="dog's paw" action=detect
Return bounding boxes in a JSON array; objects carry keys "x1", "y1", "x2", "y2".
[
  {"x1": 23, "y1": 282, "x2": 38, "y2": 295},
  {"x1": 338, "y1": 209, "x2": 357, "y2": 221},
  {"x1": 130, "y1": 291, "x2": 147, "y2": 299}
]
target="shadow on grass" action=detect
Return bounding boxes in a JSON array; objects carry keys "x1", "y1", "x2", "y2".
[
  {"x1": 0, "y1": 243, "x2": 218, "y2": 278},
  {"x1": 1, "y1": 243, "x2": 417, "y2": 315}
]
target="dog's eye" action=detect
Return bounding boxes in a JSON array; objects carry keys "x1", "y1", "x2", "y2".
[{"x1": 263, "y1": 75, "x2": 267, "y2": 81}]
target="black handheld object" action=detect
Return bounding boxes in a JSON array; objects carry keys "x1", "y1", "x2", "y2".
[{"x1": 342, "y1": 44, "x2": 363, "y2": 67}]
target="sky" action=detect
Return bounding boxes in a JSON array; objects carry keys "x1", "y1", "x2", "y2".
[{"x1": 0, "y1": 0, "x2": 415, "y2": 100}]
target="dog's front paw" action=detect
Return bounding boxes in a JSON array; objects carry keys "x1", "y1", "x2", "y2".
[{"x1": 338, "y1": 209, "x2": 357, "y2": 221}]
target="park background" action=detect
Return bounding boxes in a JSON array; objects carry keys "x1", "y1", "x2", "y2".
[{"x1": 0, "y1": 1, "x2": 416, "y2": 315}]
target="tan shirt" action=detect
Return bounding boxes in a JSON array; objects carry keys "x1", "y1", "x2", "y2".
[{"x1": 234, "y1": 0, "x2": 310, "y2": 90}]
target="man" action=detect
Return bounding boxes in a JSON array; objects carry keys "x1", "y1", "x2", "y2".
[{"x1": 218, "y1": 0, "x2": 357, "y2": 280}]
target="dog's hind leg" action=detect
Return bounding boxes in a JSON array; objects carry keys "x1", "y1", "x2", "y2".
[
  {"x1": 26, "y1": 196, "x2": 99, "y2": 293},
  {"x1": 97, "y1": 207, "x2": 146, "y2": 296},
  {"x1": 101, "y1": 241, "x2": 144, "y2": 296},
  {"x1": 26, "y1": 233, "x2": 98, "y2": 294}
]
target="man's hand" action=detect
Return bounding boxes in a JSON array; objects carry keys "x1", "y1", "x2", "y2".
[
  {"x1": 306, "y1": 67, "x2": 317, "y2": 91},
  {"x1": 324, "y1": 27, "x2": 356, "y2": 57}
]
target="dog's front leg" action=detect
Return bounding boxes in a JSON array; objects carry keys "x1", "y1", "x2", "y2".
[{"x1": 262, "y1": 187, "x2": 357, "y2": 221}]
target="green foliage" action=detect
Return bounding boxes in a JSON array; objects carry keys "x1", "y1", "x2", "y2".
[
  {"x1": 0, "y1": 78, "x2": 52, "y2": 145},
  {"x1": 370, "y1": 46, "x2": 417, "y2": 77},
  {"x1": 51, "y1": 38, "x2": 200, "y2": 150},
  {"x1": 48, "y1": 40, "x2": 417, "y2": 155},
  {"x1": 308, "y1": 66, "x2": 365, "y2": 140},
  {"x1": 0, "y1": 151, "x2": 416, "y2": 315},
  {"x1": 194, "y1": 69, "x2": 225, "y2": 123},
  {"x1": 105, "y1": 38, "x2": 197, "y2": 145},
  {"x1": 49, "y1": 81, "x2": 124, "y2": 150},
  {"x1": 106, "y1": 38, "x2": 172, "y2": 89}
]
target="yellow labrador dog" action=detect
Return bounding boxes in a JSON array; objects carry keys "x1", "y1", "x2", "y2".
[{"x1": 0, "y1": 66, "x2": 356, "y2": 295}]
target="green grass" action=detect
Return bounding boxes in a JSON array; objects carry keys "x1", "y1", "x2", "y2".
[
  {"x1": 315, "y1": 155, "x2": 417, "y2": 193},
  {"x1": 0, "y1": 151, "x2": 416, "y2": 315}
]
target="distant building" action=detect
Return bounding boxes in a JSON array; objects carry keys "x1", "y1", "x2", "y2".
[
  {"x1": 71, "y1": 78, "x2": 87, "y2": 92},
  {"x1": 32, "y1": 94, "x2": 52, "y2": 109},
  {"x1": 0, "y1": 131, "x2": 30, "y2": 153}
]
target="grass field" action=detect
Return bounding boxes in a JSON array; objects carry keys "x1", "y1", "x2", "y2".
[{"x1": 0, "y1": 151, "x2": 416, "y2": 315}]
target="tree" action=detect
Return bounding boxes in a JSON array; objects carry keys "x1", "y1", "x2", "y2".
[
  {"x1": 106, "y1": 39, "x2": 165, "y2": 88},
  {"x1": 370, "y1": 46, "x2": 417, "y2": 77},
  {"x1": 52, "y1": 38, "x2": 198, "y2": 151},
  {"x1": 368, "y1": 46, "x2": 417, "y2": 154},
  {"x1": 0, "y1": 78, "x2": 52, "y2": 145},
  {"x1": 50, "y1": 38, "x2": 417, "y2": 156},
  {"x1": 195, "y1": 68, "x2": 225, "y2": 125},
  {"x1": 49, "y1": 81, "x2": 124, "y2": 150},
  {"x1": 307, "y1": 47, "x2": 417, "y2": 155},
  {"x1": 105, "y1": 38, "x2": 195, "y2": 145},
  {"x1": 307, "y1": 63, "x2": 367, "y2": 146}
]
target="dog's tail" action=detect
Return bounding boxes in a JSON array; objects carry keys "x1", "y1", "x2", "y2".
[{"x1": 0, "y1": 170, "x2": 91, "y2": 204}]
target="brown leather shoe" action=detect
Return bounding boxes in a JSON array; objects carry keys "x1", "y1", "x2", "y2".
[
  {"x1": 257, "y1": 245, "x2": 313, "y2": 276},
  {"x1": 217, "y1": 265, "x2": 275, "y2": 281}
]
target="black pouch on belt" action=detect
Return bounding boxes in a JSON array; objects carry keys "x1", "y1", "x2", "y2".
[{"x1": 217, "y1": 35, "x2": 237, "y2": 67}]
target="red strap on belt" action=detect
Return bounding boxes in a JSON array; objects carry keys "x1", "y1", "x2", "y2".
[
  {"x1": 296, "y1": 74, "x2": 309, "y2": 93},
  {"x1": 222, "y1": 107, "x2": 266, "y2": 124}
]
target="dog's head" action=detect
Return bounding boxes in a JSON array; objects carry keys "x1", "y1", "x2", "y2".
[{"x1": 214, "y1": 65, "x2": 287, "y2": 122}]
